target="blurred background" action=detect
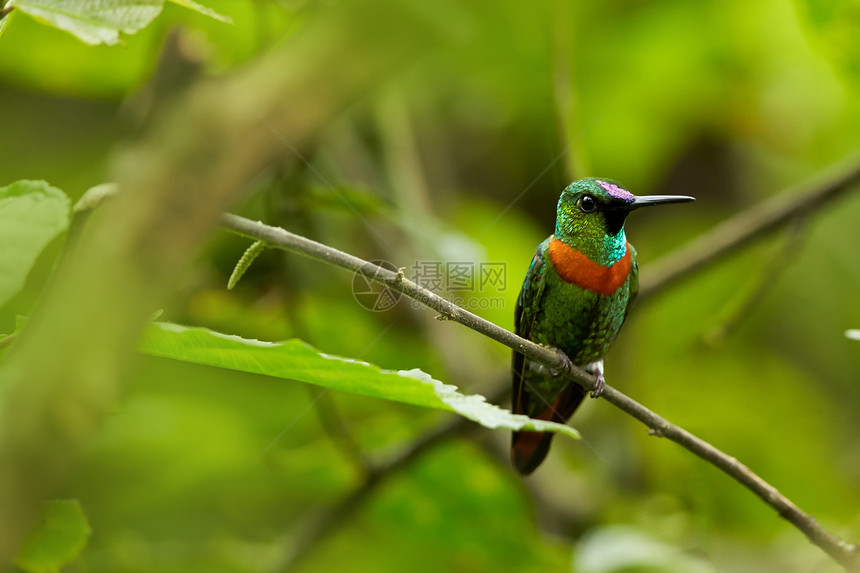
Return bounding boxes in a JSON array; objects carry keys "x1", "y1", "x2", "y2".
[{"x1": 2, "y1": 0, "x2": 860, "y2": 571}]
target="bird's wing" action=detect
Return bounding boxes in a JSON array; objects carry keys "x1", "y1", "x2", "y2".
[
  {"x1": 624, "y1": 242, "x2": 639, "y2": 321},
  {"x1": 512, "y1": 239, "x2": 549, "y2": 418},
  {"x1": 512, "y1": 238, "x2": 589, "y2": 475}
]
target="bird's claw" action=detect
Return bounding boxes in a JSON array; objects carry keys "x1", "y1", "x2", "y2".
[
  {"x1": 552, "y1": 347, "x2": 574, "y2": 376},
  {"x1": 549, "y1": 348, "x2": 604, "y2": 397},
  {"x1": 590, "y1": 372, "x2": 606, "y2": 398}
]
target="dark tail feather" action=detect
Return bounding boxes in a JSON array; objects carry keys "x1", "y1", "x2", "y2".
[{"x1": 511, "y1": 385, "x2": 586, "y2": 475}]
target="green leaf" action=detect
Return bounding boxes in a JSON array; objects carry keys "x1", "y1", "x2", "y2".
[
  {"x1": 139, "y1": 322, "x2": 580, "y2": 438},
  {"x1": 9, "y1": 0, "x2": 163, "y2": 45},
  {"x1": 0, "y1": 180, "x2": 70, "y2": 309},
  {"x1": 16, "y1": 500, "x2": 92, "y2": 573},
  {"x1": 166, "y1": 0, "x2": 231, "y2": 24}
]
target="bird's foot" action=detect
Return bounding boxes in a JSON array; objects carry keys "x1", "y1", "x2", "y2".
[
  {"x1": 590, "y1": 372, "x2": 606, "y2": 398},
  {"x1": 551, "y1": 347, "x2": 574, "y2": 377},
  {"x1": 585, "y1": 360, "x2": 605, "y2": 398}
]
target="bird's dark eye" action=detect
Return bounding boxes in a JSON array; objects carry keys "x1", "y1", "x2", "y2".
[{"x1": 578, "y1": 195, "x2": 597, "y2": 213}]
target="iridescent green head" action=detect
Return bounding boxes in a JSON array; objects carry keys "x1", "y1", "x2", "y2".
[{"x1": 555, "y1": 177, "x2": 695, "y2": 242}]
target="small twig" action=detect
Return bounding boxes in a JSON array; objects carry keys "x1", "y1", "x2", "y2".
[
  {"x1": 0, "y1": 4, "x2": 13, "y2": 21},
  {"x1": 308, "y1": 388, "x2": 371, "y2": 475},
  {"x1": 639, "y1": 153, "x2": 860, "y2": 302},
  {"x1": 704, "y1": 216, "x2": 808, "y2": 345},
  {"x1": 222, "y1": 213, "x2": 859, "y2": 571}
]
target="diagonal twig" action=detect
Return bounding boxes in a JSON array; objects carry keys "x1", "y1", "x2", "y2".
[{"x1": 221, "y1": 210, "x2": 859, "y2": 571}]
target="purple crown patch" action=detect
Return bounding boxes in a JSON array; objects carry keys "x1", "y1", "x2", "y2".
[{"x1": 596, "y1": 180, "x2": 635, "y2": 203}]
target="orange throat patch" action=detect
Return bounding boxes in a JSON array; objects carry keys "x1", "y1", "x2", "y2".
[{"x1": 547, "y1": 237, "x2": 632, "y2": 296}]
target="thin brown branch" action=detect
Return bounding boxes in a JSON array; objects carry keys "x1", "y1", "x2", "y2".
[
  {"x1": 639, "y1": 153, "x2": 860, "y2": 302},
  {"x1": 222, "y1": 212, "x2": 859, "y2": 571}
]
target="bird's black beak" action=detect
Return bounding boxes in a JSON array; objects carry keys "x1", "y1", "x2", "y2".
[
  {"x1": 603, "y1": 194, "x2": 694, "y2": 236},
  {"x1": 628, "y1": 195, "x2": 696, "y2": 210}
]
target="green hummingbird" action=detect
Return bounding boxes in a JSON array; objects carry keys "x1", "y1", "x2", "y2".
[{"x1": 511, "y1": 178, "x2": 694, "y2": 475}]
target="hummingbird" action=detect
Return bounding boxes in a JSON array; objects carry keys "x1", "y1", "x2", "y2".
[{"x1": 511, "y1": 178, "x2": 694, "y2": 475}]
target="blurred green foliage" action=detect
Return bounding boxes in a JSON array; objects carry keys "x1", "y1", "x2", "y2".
[
  {"x1": 16, "y1": 501, "x2": 91, "y2": 573},
  {"x1": 1, "y1": 0, "x2": 859, "y2": 572}
]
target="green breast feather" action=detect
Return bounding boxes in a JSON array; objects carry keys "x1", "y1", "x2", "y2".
[{"x1": 512, "y1": 238, "x2": 638, "y2": 419}]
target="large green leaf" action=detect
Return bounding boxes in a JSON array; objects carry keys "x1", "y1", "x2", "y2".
[
  {"x1": 16, "y1": 500, "x2": 91, "y2": 573},
  {"x1": 9, "y1": 0, "x2": 163, "y2": 45},
  {"x1": 0, "y1": 180, "x2": 70, "y2": 309},
  {"x1": 139, "y1": 322, "x2": 580, "y2": 438}
]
